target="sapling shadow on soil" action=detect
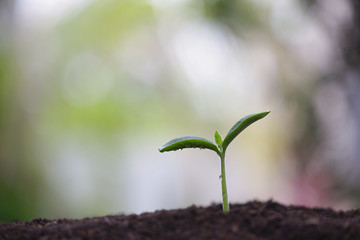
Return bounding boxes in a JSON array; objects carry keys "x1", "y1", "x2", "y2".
[{"x1": 159, "y1": 111, "x2": 270, "y2": 213}]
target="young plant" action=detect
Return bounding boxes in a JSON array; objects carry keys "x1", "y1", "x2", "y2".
[{"x1": 159, "y1": 111, "x2": 270, "y2": 213}]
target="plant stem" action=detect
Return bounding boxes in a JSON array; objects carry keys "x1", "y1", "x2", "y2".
[{"x1": 220, "y1": 152, "x2": 229, "y2": 213}]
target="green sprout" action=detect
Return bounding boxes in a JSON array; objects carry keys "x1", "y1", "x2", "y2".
[{"x1": 159, "y1": 111, "x2": 270, "y2": 213}]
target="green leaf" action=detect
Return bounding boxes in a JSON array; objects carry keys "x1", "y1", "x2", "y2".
[
  {"x1": 222, "y1": 111, "x2": 270, "y2": 151},
  {"x1": 214, "y1": 130, "x2": 223, "y2": 150},
  {"x1": 159, "y1": 136, "x2": 220, "y2": 155}
]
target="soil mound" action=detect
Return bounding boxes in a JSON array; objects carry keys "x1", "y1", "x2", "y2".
[{"x1": 1, "y1": 200, "x2": 360, "y2": 240}]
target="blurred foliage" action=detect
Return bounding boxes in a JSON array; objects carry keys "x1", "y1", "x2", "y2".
[
  {"x1": 202, "y1": 0, "x2": 267, "y2": 30},
  {"x1": 0, "y1": 1, "x2": 38, "y2": 222},
  {"x1": 60, "y1": 0, "x2": 155, "y2": 52}
]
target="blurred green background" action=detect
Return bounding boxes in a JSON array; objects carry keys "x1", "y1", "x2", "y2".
[{"x1": 1, "y1": 0, "x2": 360, "y2": 222}]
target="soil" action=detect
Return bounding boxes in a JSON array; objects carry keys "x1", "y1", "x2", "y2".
[{"x1": 1, "y1": 200, "x2": 360, "y2": 240}]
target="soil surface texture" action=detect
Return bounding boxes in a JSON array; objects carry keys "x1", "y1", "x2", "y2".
[{"x1": 1, "y1": 200, "x2": 360, "y2": 240}]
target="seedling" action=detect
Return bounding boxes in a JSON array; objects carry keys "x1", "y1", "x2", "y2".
[{"x1": 159, "y1": 111, "x2": 270, "y2": 213}]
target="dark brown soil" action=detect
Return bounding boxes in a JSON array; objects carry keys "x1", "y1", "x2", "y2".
[{"x1": 1, "y1": 200, "x2": 360, "y2": 240}]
